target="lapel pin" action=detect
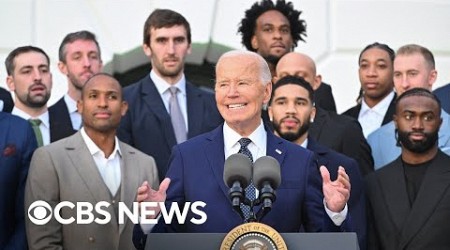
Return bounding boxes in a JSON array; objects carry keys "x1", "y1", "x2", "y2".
[{"x1": 275, "y1": 149, "x2": 282, "y2": 155}]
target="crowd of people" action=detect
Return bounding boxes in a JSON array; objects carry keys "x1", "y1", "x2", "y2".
[{"x1": 1, "y1": 0, "x2": 450, "y2": 249}]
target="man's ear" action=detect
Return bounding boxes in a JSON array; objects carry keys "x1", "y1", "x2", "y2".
[
  {"x1": 6, "y1": 76, "x2": 15, "y2": 91},
  {"x1": 142, "y1": 43, "x2": 151, "y2": 57},
  {"x1": 58, "y1": 61, "x2": 68, "y2": 75},
  {"x1": 251, "y1": 36, "x2": 258, "y2": 50},
  {"x1": 312, "y1": 74, "x2": 322, "y2": 90},
  {"x1": 272, "y1": 76, "x2": 279, "y2": 84}
]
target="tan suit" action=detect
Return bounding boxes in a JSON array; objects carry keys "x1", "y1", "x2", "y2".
[{"x1": 25, "y1": 132, "x2": 159, "y2": 250}]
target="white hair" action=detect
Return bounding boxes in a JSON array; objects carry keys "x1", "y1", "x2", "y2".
[{"x1": 216, "y1": 50, "x2": 272, "y2": 85}]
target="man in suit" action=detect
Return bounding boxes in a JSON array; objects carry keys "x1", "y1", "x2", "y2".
[
  {"x1": 25, "y1": 73, "x2": 160, "y2": 249},
  {"x1": 276, "y1": 52, "x2": 374, "y2": 175},
  {"x1": 49, "y1": 30, "x2": 103, "y2": 137},
  {"x1": 5, "y1": 46, "x2": 69, "y2": 146},
  {"x1": 343, "y1": 42, "x2": 396, "y2": 138},
  {"x1": 368, "y1": 44, "x2": 450, "y2": 169},
  {"x1": 0, "y1": 87, "x2": 14, "y2": 112},
  {"x1": 133, "y1": 50, "x2": 353, "y2": 249},
  {"x1": 238, "y1": 0, "x2": 337, "y2": 112},
  {"x1": 118, "y1": 9, "x2": 223, "y2": 181},
  {"x1": 268, "y1": 75, "x2": 366, "y2": 249},
  {"x1": 0, "y1": 112, "x2": 37, "y2": 249},
  {"x1": 366, "y1": 88, "x2": 450, "y2": 249},
  {"x1": 433, "y1": 83, "x2": 450, "y2": 114}
]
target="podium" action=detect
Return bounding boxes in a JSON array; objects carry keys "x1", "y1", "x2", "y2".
[{"x1": 146, "y1": 232, "x2": 360, "y2": 250}]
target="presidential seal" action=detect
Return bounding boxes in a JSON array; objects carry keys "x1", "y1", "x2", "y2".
[{"x1": 220, "y1": 222, "x2": 287, "y2": 250}]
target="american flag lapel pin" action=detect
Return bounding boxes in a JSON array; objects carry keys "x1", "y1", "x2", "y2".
[{"x1": 275, "y1": 149, "x2": 282, "y2": 155}]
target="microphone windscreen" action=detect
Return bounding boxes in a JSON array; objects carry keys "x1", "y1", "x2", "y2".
[
  {"x1": 223, "y1": 153, "x2": 252, "y2": 188},
  {"x1": 253, "y1": 156, "x2": 281, "y2": 189}
]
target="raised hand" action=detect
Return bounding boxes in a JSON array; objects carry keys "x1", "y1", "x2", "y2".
[
  {"x1": 136, "y1": 178, "x2": 171, "y2": 219},
  {"x1": 320, "y1": 166, "x2": 350, "y2": 213}
]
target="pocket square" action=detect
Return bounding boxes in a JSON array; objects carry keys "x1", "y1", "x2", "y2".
[{"x1": 3, "y1": 144, "x2": 16, "y2": 157}]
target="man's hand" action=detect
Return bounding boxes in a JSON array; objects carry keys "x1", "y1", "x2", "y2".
[
  {"x1": 320, "y1": 166, "x2": 350, "y2": 212},
  {"x1": 137, "y1": 178, "x2": 171, "y2": 219}
]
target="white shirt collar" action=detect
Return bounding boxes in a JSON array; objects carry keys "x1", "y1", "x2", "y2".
[
  {"x1": 150, "y1": 70, "x2": 186, "y2": 96},
  {"x1": 360, "y1": 91, "x2": 395, "y2": 116},
  {"x1": 12, "y1": 107, "x2": 50, "y2": 129},
  {"x1": 64, "y1": 93, "x2": 78, "y2": 113},
  {"x1": 223, "y1": 120, "x2": 266, "y2": 158},
  {"x1": 80, "y1": 127, "x2": 122, "y2": 159}
]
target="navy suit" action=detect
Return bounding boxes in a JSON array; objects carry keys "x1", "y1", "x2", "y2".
[
  {"x1": 307, "y1": 138, "x2": 366, "y2": 250},
  {"x1": 433, "y1": 83, "x2": 450, "y2": 114},
  {"x1": 48, "y1": 97, "x2": 77, "y2": 142},
  {"x1": 133, "y1": 125, "x2": 354, "y2": 249},
  {"x1": 0, "y1": 112, "x2": 37, "y2": 249},
  {"x1": 118, "y1": 76, "x2": 223, "y2": 181}
]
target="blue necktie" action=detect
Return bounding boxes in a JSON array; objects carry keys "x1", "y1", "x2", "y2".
[{"x1": 238, "y1": 138, "x2": 255, "y2": 220}]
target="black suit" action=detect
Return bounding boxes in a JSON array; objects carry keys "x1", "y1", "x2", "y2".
[
  {"x1": 118, "y1": 75, "x2": 223, "y2": 181},
  {"x1": 48, "y1": 97, "x2": 77, "y2": 142},
  {"x1": 314, "y1": 82, "x2": 337, "y2": 113},
  {"x1": 342, "y1": 93, "x2": 396, "y2": 126},
  {"x1": 366, "y1": 150, "x2": 450, "y2": 249},
  {"x1": 309, "y1": 107, "x2": 374, "y2": 176},
  {"x1": 0, "y1": 87, "x2": 14, "y2": 113}
]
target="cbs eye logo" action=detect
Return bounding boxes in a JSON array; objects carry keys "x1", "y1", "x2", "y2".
[{"x1": 28, "y1": 200, "x2": 53, "y2": 225}]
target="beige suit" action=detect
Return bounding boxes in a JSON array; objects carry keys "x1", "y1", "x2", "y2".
[{"x1": 25, "y1": 132, "x2": 159, "y2": 250}]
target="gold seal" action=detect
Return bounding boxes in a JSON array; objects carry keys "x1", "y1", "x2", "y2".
[{"x1": 220, "y1": 222, "x2": 287, "y2": 250}]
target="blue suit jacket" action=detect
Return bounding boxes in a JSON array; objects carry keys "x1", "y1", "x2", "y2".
[
  {"x1": 133, "y1": 125, "x2": 354, "y2": 249},
  {"x1": 367, "y1": 110, "x2": 450, "y2": 169},
  {"x1": 48, "y1": 97, "x2": 77, "y2": 142},
  {"x1": 433, "y1": 83, "x2": 450, "y2": 114},
  {"x1": 0, "y1": 112, "x2": 37, "y2": 249},
  {"x1": 307, "y1": 138, "x2": 366, "y2": 250},
  {"x1": 118, "y1": 76, "x2": 223, "y2": 181}
]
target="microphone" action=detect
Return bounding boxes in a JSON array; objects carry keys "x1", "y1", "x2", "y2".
[
  {"x1": 223, "y1": 153, "x2": 252, "y2": 220},
  {"x1": 253, "y1": 156, "x2": 281, "y2": 221}
]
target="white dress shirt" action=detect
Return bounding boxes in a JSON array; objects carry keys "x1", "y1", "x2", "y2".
[
  {"x1": 80, "y1": 127, "x2": 122, "y2": 196},
  {"x1": 12, "y1": 107, "x2": 51, "y2": 146},
  {"x1": 223, "y1": 120, "x2": 347, "y2": 226},
  {"x1": 151, "y1": 71, "x2": 188, "y2": 131},
  {"x1": 64, "y1": 94, "x2": 82, "y2": 130},
  {"x1": 358, "y1": 91, "x2": 395, "y2": 138},
  {"x1": 0, "y1": 100, "x2": 3, "y2": 111}
]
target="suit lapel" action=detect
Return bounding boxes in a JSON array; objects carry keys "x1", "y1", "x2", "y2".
[
  {"x1": 265, "y1": 130, "x2": 287, "y2": 172},
  {"x1": 65, "y1": 133, "x2": 118, "y2": 230},
  {"x1": 141, "y1": 77, "x2": 177, "y2": 147},
  {"x1": 309, "y1": 108, "x2": 328, "y2": 140},
  {"x1": 186, "y1": 83, "x2": 203, "y2": 138},
  {"x1": 118, "y1": 142, "x2": 140, "y2": 235},
  {"x1": 49, "y1": 98, "x2": 76, "y2": 142},
  {"x1": 382, "y1": 93, "x2": 396, "y2": 125},
  {"x1": 399, "y1": 151, "x2": 450, "y2": 248},
  {"x1": 379, "y1": 158, "x2": 411, "y2": 232},
  {"x1": 205, "y1": 126, "x2": 229, "y2": 200}
]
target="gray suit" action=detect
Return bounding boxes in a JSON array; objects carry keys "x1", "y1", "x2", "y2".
[{"x1": 25, "y1": 132, "x2": 159, "y2": 250}]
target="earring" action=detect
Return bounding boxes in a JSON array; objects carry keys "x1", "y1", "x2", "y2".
[{"x1": 310, "y1": 118, "x2": 314, "y2": 123}]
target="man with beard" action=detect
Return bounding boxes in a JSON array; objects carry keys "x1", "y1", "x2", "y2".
[
  {"x1": 5, "y1": 46, "x2": 55, "y2": 146},
  {"x1": 238, "y1": 0, "x2": 336, "y2": 112},
  {"x1": 367, "y1": 44, "x2": 450, "y2": 169},
  {"x1": 268, "y1": 75, "x2": 366, "y2": 249},
  {"x1": 365, "y1": 88, "x2": 450, "y2": 249},
  {"x1": 48, "y1": 30, "x2": 103, "y2": 139},
  {"x1": 118, "y1": 9, "x2": 223, "y2": 181}
]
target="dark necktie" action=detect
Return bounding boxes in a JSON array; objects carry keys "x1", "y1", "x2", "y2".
[
  {"x1": 169, "y1": 87, "x2": 187, "y2": 144},
  {"x1": 29, "y1": 119, "x2": 43, "y2": 147},
  {"x1": 238, "y1": 138, "x2": 255, "y2": 220}
]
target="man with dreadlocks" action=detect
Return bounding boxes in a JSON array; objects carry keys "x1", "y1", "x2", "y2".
[{"x1": 238, "y1": 0, "x2": 337, "y2": 112}]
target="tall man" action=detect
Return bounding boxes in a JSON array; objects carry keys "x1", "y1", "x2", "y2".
[
  {"x1": 366, "y1": 88, "x2": 450, "y2": 249},
  {"x1": 133, "y1": 50, "x2": 352, "y2": 249},
  {"x1": 5, "y1": 46, "x2": 54, "y2": 146},
  {"x1": 276, "y1": 52, "x2": 374, "y2": 175},
  {"x1": 25, "y1": 73, "x2": 160, "y2": 249},
  {"x1": 268, "y1": 75, "x2": 366, "y2": 249},
  {"x1": 368, "y1": 44, "x2": 450, "y2": 169},
  {"x1": 343, "y1": 42, "x2": 396, "y2": 138},
  {"x1": 49, "y1": 30, "x2": 103, "y2": 135},
  {"x1": 238, "y1": 0, "x2": 336, "y2": 112},
  {"x1": 118, "y1": 9, "x2": 223, "y2": 181},
  {"x1": 0, "y1": 112, "x2": 37, "y2": 249}
]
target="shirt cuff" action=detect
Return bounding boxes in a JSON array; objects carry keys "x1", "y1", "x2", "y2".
[
  {"x1": 323, "y1": 199, "x2": 348, "y2": 226},
  {"x1": 139, "y1": 213, "x2": 161, "y2": 233}
]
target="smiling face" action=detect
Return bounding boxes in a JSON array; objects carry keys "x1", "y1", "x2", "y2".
[
  {"x1": 251, "y1": 10, "x2": 293, "y2": 65},
  {"x1": 215, "y1": 53, "x2": 271, "y2": 136},
  {"x1": 359, "y1": 47, "x2": 394, "y2": 103},
  {"x1": 78, "y1": 74, "x2": 128, "y2": 134},
  {"x1": 7, "y1": 51, "x2": 52, "y2": 109}
]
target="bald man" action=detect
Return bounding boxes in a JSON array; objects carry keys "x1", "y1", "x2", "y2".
[{"x1": 275, "y1": 52, "x2": 374, "y2": 175}]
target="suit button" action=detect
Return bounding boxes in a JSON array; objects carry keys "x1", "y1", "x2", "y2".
[
  {"x1": 112, "y1": 200, "x2": 116, "y2": 204},
  {"x1": 88, "y1": 236, "x2": 95, "y2": 243}
]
